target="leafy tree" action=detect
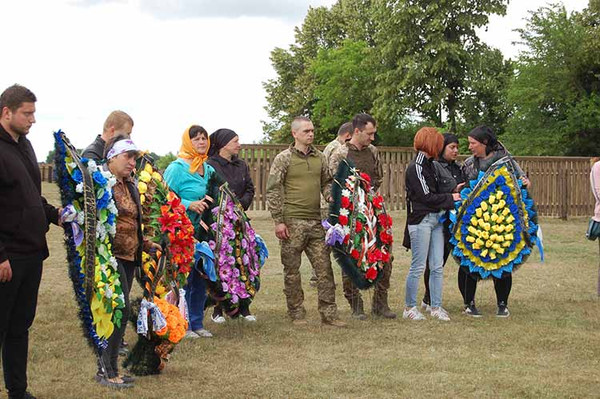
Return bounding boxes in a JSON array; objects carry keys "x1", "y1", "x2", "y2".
[
  {"x1": 155, "y1": 152, "x2": 177, "y2": 172},
  {"x1": 503, "y1": 2, "x2": 600, "y2": 155},
  {"x1": 373, "y1": 0, "x2": 508, "y2": 133}
]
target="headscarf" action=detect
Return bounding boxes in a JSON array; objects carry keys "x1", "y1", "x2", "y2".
[
  {"x1": 106, "y1": 138, "x2": 138, "y2": 160},
  {"x1": 439, "y1": 133, "x2": 458, "y2": 158},
  {"x1": 468, "y1": 125, "x2": 499, "y2": 156},
  {"x1": 208, "y1": 128, "x2": 238, "y2": 158},
  {"x1": 178, "y1": 126, "x2": 210, "y2": 174}
]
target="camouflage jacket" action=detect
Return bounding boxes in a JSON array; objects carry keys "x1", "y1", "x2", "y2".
[
  {"x1": 322, "y1": 138, "x2": 344, "y2": 162},
  {"x1": 266, "y1": 144, "x2": 332, "y2": 224},
  {"x1": 328, "y1": 142, "x2": 384, "y2": 191}
]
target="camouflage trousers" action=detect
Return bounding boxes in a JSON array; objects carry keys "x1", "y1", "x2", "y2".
[
  {"x1": 343, "y1": 255, "x2": 394, "y2": 314},
  {"x1": 280, "y1": 218, "x2": 338, "y2": 322}
]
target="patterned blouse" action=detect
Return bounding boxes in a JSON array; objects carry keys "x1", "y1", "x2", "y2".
[{"x1": 112, "y1": 178, "x2": 140, "y2": 261}]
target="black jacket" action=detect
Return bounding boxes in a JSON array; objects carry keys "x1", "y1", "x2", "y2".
[
  {"x1": 405, "y1": 152, "x2": 454, "y2": 226},
  {"x1": 0, "y1": 125, "x2": 58, "y2": 262},
  {"x1": 206, "y1": 155, "x2": 255, "y2": 210},
  {"x1": 81, "y1": 135, "x2": 105, "y2": 161}
]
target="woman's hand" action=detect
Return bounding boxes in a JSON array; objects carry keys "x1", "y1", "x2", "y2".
[
  {"x1": 188, "y1": 200, "x2": 208, "y2": 214},
  {"x1": 452, "y1": 193, "x2": 461, "y2": 201}
]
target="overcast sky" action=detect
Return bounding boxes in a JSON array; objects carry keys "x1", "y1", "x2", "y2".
[{"x1": 0, "y1": 0, "x2": 589, "y2": 160}]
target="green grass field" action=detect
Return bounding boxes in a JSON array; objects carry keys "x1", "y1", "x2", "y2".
[{"x1": 2, "y1": 183, "x2": 599, "y2": 398}]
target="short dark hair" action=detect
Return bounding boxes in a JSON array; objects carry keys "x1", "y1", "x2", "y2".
[
  {"x1": 0, "y1": 84, "x2": 37, "y2": 113},
  {"x1": 352, "y1": 113, "x2": 376, "y2": 131},
  {"x1": 189, "y1": 125, "x2": 208, "y2": 140},
  {"x1": 104, "y1": 134, "x2": 137, "y2": 159},
  {"x1": 337, "y1": 122, "x2": 353, "y2": 137}
]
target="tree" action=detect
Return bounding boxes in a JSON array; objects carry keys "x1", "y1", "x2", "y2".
[
  {"x1": 503, "y1": 2, "x2": 600, "y2": 155},
  {"x1": 373, "y1": 0, "x2": 508, "y2": 133},
  {"x1": 155, "y1": 152, "x2": 177, "y2": 172}
]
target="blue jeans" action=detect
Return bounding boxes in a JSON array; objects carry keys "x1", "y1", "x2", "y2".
[
  {"x1": 405, "y1": 211, "x2": 445, "y2": 308},
  {"x1": 185, "y1": 269, "x2": 207, "y2": 331}
]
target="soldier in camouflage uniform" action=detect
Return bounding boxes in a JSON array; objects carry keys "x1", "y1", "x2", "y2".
[
  {"x1": 266, "y1": 116, "x2": 345, "y2": 327},
  {"x1": 328, "y1": 113, "x2": 397, "y2": 320},
  {"x1": 305, "y1": 122, "x2": 355, "y2": 287}
]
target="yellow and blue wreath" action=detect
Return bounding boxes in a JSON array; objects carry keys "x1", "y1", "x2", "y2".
[{"x1": 449, "y1": 157, "x2": 543, "y2": 279}]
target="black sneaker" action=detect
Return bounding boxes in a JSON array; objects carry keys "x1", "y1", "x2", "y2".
[
  {"x1": 496, "y1": 305, "x2": 510, "y2": 318},
  {"x1": 22, "y1": 392, "x2": 37, "y2": 399},
  {"x1": 463, "y1": 304, "x2": 483, "y2": 317}
]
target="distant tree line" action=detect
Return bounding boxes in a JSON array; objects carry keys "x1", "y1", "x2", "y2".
[{"x1": 262, "y1": 0, "x2": 600, "y2": 156}]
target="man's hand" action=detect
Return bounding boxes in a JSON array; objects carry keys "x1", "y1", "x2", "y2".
[
  {"x1": 0, "y1": 260, "x2": 12, "y2": 283},
  {"x1": 275, "y1": 223, "x2": 290, "y2": 240},
  {"x1": 188, "y1": 200, "x2": 208, "y2": 214}
]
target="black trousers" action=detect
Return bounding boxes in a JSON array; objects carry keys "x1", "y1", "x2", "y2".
[
  {"x1": 458, "y1": 268, "x2": 512, "y2": 306},
  {"x1": 98, "y1": 258, "x2": 135, "y2": 378},
  {"x1": 0, "y1": 254, "x2": 44, "y2": 399}
]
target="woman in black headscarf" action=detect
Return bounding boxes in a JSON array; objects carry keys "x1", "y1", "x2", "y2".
[
  {"x1": 460, "y1": 125, "x2": 530, "y2": 318},
  {"x1": 206, "y1": 129, "x2": 256, "y2": 323}
]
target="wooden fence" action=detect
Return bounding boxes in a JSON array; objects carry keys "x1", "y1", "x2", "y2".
[{"x1": 39, "y1": 144, "x2": 596, "y2": 218}]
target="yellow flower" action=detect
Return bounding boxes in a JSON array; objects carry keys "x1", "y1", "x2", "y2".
[
  {"x1": 497, "y1": 247, "x2": 505, "y2": 254},
  {"x1": 491, "y1": 213, "x2": 499, "y2": 222},
  {"x1": 489, "y1": 233, "x2": 498, "y2": 242},
  {"x1": 505, "y1": 224, "x2": 513, "y2": 232},
  {"x1": 476, "y1": 208, "x2": 483, "y2": 218},
  {"x1": 498, "y1": 200, "x2": 506, "y2": 209},
  {"x1": 481, "y1": 249, "x2": 488, "y2": 257},
  {"x1": 470, "y1": 217, "x2": 478, "y2": 226},
  {"x1": 490, "y1": 252, "x2": 497, "y2": 260},
  {"x1": 481, "y1": 202, "x2": 488, "y2": 211},
  {"x1": 489, "y1": 195, "x2": 496, "y2": 204},
  {"x1": 473, "y1": 243, "x2": 481, "y2": 250},
  {"x1": 139, "y1": 170, "x2": 152, "y2": 183},
  {"x1": 483, "y1": 213, "x2": 490, "y2": 222},
  {"x1": 481, "y1": 231, "x2": 489, "y2": 240},
  {"x1": 468, "y1": 226, "x2": 477, "y2": 235},
  {"x1": 144, "y1": 163, "x2": 153, "y2": 174},
  {"x1": 492, "y1": 243, "x2": 501, "y2": 250},
  {"x1": 496, "y1": 216, "x2": 505, "y2": 225},
  {"x1": 491, "y1": 204, "x2": 499, "y2": 213},
  {"x1": 140, "y1": 194, "x2": 145, "y2": 204},
  {"x1": 483, "y1": 223, "x2": 491, "y2": 232},
  {"x1": 478, "y1": 219, "x2": 485, "y2": 228},
  {"x1": 496, "y1": 191, "x2": 504, "y2": 199},
  {"x1": 506, "y1": 215, "x2": 515, "y2": 224},
  {"x1": 502, "y1": 241, "x2": 511, "y2": 247},
  {"x1": 504, "y1": 233, "x2": 514, "y2": 241},
  {"x1": 485, "y1": 240, "x2": 493, "y2": 248},
  {"x1": 502, "y1": 208, "x2": 510, "y2": 216},
  {"x1": 466, "y1": 236, "x2": 476, "y2": 243},
  {"x1": 152, "y1": 172, "x2": 162, "y2": 182}
]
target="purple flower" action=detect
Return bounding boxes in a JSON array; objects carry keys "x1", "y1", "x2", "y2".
[
  {"x1": 242, "y1": 253, "x2": 249, "y2": 265},
  {"x1": 208, "y1": 240, "x2": 216, "y2": 250},
  {"x1": 221, "y1": 282, "x2": 229, "y2": 292},
  {"x1": 241, "y1": 239, "x2": 248, "y2": 249}
]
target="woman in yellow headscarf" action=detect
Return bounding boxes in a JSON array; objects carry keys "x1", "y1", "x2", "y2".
[{"x1": 164, "y1": 125, "x2": 215, "y2": 338}]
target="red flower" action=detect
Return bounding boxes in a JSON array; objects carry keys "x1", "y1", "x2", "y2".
[
  {"x1": 381, "y1": 251, "x2": 390, "y2": 263},
  {"x1": 343, "y1": 234, "x2": 350, "y2": 245},
  {"x1": 360, "y1": 172, "x2": 371, "y2": 184},
  {"x1": 341, "y1": 197, "x2": 351, "y2": 209},
  {"x1": 367, "y1": 248, "x2": 382, "y2": 263},
  {"x1": 350, "y1": 249, "x2": 360, "y2": 260},
  {"x1": 373, "y1": 195, "x2": 384, "y2": 209},
  {"x1": 378, "y1": 214, "x2": 393, "y2": 229},
  {"x1": 339, "y1": 215, "x2": 348, "y2": 226},
  {"x1": 380, "y1": 231, "x2": 393, "y2": 245},
  {"x1": 355, "y1": 221, "x2": 363, "y2": 233},
  {"x1": 365, "y1": 266, "x2": 377, "y2": 280}
]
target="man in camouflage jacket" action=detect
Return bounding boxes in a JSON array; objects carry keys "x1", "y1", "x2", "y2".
[
  {"x1": 328, "y1": 113, "x2": 397, "y2": 319},
  {"x1": 266, "y1": 116, "x2": 345, "y2": 327}
]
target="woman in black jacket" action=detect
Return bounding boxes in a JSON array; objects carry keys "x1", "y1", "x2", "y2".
[
  {"x1": 403, "y1": 127, "x2": 460, "y2": 321},
  {"x1": 206, "y1": 129, "x2": 256, "y2": 323}
]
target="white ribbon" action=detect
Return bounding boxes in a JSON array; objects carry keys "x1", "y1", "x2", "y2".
[{"x1": 136, "y1": 298, "x2": 167, "y2": 336}]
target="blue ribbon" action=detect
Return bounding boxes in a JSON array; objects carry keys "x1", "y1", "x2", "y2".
[{"x1": 194, "y1": 242, "x2": 216, "y2": 281}]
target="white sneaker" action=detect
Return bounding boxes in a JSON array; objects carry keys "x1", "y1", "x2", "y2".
[
  {"x1": 211, "y1": 314, "x2": 226, "y2": 324},
  {"x1": 194, "y1": 328, "x2": 213, "y2": 338},
  {"x1": 402, "y1": 306, "x2": 426, "y2": 320},
  {"x1": 420, "y1": 301, "x2": 431, "y2": 312},
  {"x1": 430, "y1": 307, "x2": 451, "y2": 321},
  {"x1": 184, "y1": 330, "x2": 199, "y2": 339},
  {"x1": 243, "y1": 314, "x2": 257, "y2": 322}
]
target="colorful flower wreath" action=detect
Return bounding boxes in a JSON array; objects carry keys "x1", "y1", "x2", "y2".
[
  {"x1": 449, "y1": 158, "x2": 543, "y2": 279},
  {"x1": 124, "y1": 159, "x2": 195, "y2": 375},
  {"x1": 53, "y1": 130, "x2": 124, "y2": 352},
  {"x1": 326, "y1": 160, "x2": 393, "y2": 289},
  {"x1": 205, "y1": 184, "x2": 267, "y2": 315}
]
